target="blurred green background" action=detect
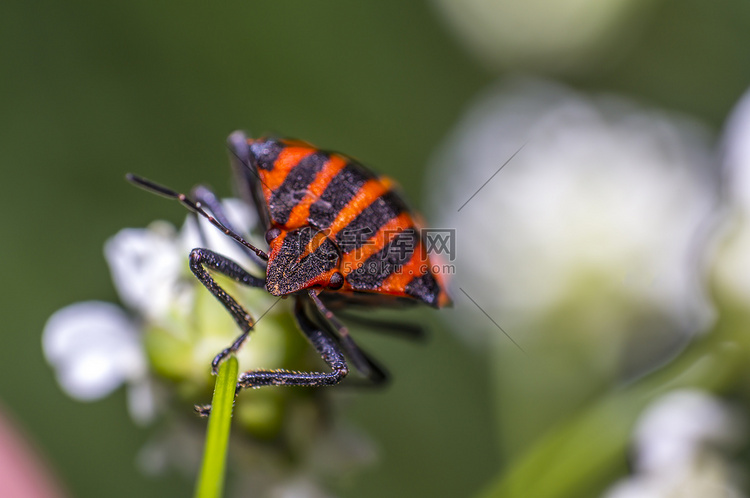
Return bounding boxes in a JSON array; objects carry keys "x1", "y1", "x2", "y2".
[{"x1": 2, "y1": 1, "x2": 750, "y2": 497}]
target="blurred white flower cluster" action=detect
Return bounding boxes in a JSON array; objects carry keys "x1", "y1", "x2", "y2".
[
  {"x1": 605, "y1": 390, "x2": 746, "y2": 498},
  {"x1": 42, "y1": 197, "x2": 374, "y2": 493},
  {"x1": 43, "y1": 199, "x2": 273, "y2": 424},
  {"x1": 432, "y1": 79, "x2": 717, "y2": 361}
]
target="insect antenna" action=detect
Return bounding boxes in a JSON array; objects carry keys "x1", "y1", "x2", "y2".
[{"x1": 126, "y1": 173, "x2": 269, "y2": 261}]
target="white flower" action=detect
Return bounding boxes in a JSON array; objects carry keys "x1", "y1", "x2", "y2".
[
  {"x1": 43, "y1": 197, "x2": 261, "y2": 424},
  {"x1": 104, "y1": 223, "x2": 185, "y2": 320},
  {"x1": 604, "y1": 390, "x2": 746, "y2": 498},
  {"x1": 105, "y1": 199, "x2": 259, "y2": 321},
  {"x1": 431, "y1": 79, "x2": 717, "y2": 351},
  {"x1": 42, "y1": 301, "x2": 155, "y2": 424}
]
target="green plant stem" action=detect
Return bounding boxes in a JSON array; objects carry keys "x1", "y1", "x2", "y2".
[{"x1": 195, "y1": 356, "x2": 239, "y2": 498}]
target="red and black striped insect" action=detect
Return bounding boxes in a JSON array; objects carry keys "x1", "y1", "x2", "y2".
[{"x1": 127, "y1": 131, "x2": 451, "y2": 410}]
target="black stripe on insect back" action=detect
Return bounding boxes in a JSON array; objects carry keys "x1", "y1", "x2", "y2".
[
  {"x1": 269, "y1": 151, "x2": 329, "y2": 224},
  {"x1": 405, "y1": 272, "x2": 441, "y2": 308},
  {"x1": 336, "y1": 190, "x2": 409, "y2": 253},
  {"x1": 346, "y1": 228, "x2": 419, "y2": 289},
  {"x1": 249, "y1": 139, "x2": 284, "y2": 171},
  {"x1": 308, "y1": 162, "x2": 374, "y2": 229}
]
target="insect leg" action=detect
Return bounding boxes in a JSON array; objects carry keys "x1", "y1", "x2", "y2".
[
  {"x1": 188, "y1": 248, "x2": 265, "y2": 372},
  {"x1": 234, "y1": 296, "x2": 349, "y2": 390},
  {"x1": 334, "y1": 311, "x2": 427, "y2": 342},
  {"x1": 195, "y1": 297, "x2": 350, "y2": 416},
  {"x1": 307, "y1": 290, "x2": 388, "y2": 385}
]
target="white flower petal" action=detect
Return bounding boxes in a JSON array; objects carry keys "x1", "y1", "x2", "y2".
[
  {"x1": 43, "y1": 301, "x2": 145, "y2": 401},
  {"x1": 104, "y1": 224, "x2": 184, "y2": 318},
  {"x1": 179, "y1": 198, "x2": 259, "y2": 266},
  {"x1": 59, "y1": 350, "x2": 124, "y2": 401},
  {"x1": 633, "y1": 390, "x2": 742, "y2": 474},
  {"x1": 222, "y1": 198, "x2": 258, "y2": 235}
]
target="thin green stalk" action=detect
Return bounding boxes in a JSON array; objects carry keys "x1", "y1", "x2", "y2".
[{"x1": 195, "y1": 356, "x2": 239, "y2": 498}]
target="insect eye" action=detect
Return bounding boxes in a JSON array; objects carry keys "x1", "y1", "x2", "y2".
[
  {"x1": 329, "y1": 271, "x2": 344, "y2": 290},
  {"x1": 265, "y1": 227, "x2": 282, "y2": 244}
]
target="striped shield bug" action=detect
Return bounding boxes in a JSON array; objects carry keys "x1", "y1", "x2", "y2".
[{"x1": 127, "y1": 131, "x2": 451, "y2": 412}]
